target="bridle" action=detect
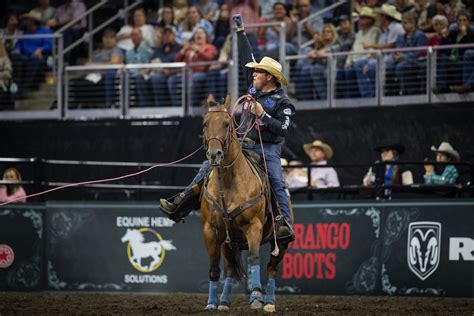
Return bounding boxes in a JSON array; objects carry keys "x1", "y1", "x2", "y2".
[{"x1": 203, "y1": 108, "x2": 234, "y2": 158}]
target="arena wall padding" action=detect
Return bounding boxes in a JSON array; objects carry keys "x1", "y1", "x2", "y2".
[{"x1": 1, "y1": 200, "x2": 472, "y2": 297}]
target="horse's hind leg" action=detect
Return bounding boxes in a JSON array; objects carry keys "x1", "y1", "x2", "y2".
[
  {"x1": 264, "y1": 243, "x2": 288, "y2": 313},
  {"x1": 246, "y1": 223, "x2": 264, "y2": 310},
  {"x1": 203, "y1": 223, "x2": 221, "y2": 311}
]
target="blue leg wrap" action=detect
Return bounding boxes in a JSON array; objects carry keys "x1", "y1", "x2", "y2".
[
  {"x1": 207, "y1": 280, "x2": 219, "y2": 306},
  {"x1": 219, "y1": 277, "x2": 233, "y2": 306},
  {"x1": 249, "y1": 265, "x2": 261, "y2": 291},
  {"x1": 264, "y1": 278, "x2": 276, "y2": 305},
  {"x1": 249, "y1": 265, "x2": 263, "y2": 304}
]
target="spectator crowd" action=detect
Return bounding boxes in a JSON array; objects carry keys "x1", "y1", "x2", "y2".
[
  {"x1": 0, "y1": 0, "x2": 473, "y2": 109},
  {"x1": 282, "y1": 139, "x2": 462, "y2": 194}
]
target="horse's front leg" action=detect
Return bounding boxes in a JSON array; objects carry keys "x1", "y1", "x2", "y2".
[
  {"x1": 203, "y1": 222, "x2": 221, "y2": 311},
  {"x1": 246, "y1": 222, "x2": 264, "y2": 310},
  {"x1": 264, "y1": 243, "x2": 288, "y2": 313}
]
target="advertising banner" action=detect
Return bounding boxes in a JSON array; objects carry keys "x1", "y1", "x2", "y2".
[
  {"x1": 380, "y1": 202, "x2": 474, "y2": 297},
  {"x1": 0, "y1": 205, "x2": 44, "y2": 290},
  {"x1": 2, "y1": 200, "x2": 472, "y2": 297},
  {"x1": 46, "y1": 203, "x2": 209, "y2": 292},
  {"x1": 277, "y1": 204, "x2": 382, "y2": 295}
]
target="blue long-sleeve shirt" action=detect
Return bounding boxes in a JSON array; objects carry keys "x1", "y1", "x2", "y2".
[
  {"x1": 395, "y1": 29, "x2": 428, "y2": 62},
  {"x1": 15, "y1": 27, "x2": 53, "y2": 56}
]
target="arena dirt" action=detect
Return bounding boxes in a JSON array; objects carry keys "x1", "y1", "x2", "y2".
[{"x1": 1, "y1": 292, "x2": 473, "y2": 315}]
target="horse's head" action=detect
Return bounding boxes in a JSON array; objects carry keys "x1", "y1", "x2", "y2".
[{"x1": 203, "y1": 95, "x2": 233, "y2": 166}]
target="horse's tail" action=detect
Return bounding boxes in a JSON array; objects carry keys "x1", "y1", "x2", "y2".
[{"x1": 228, "y1": 243, "x2": 246, "y2": 281}]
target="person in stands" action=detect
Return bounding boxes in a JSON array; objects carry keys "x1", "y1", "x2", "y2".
[{"x1": 0, "y1": 168, "x2": 27, "y2": 203}]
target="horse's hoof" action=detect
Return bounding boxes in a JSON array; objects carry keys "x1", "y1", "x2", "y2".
[
  {"x1": 250, "y1": 300, "x2": 264, "y2": 310},
  {"x1": 264, "y1": 304, "x2": 276, "y2": 313},
  {"x1": 218, "y1": 304, "x2": 230, "y2": 311},
  {"x1": 204, "y1": 304, "x2": 217, "y2": 311}
]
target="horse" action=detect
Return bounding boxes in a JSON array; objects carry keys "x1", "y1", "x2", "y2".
[
  {"x1": 200, "y1": 94, "x2": 292, "y2": 312},
  {"x1": 121, "y1": 228, "x2": 176, "y2": 270}
]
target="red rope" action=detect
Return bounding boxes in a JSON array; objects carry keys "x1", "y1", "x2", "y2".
[{"x1": 0, "y1": 145, "x2": 204, "y2": 207}]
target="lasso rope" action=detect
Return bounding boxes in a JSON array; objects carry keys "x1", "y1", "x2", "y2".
[{"x1": 0, "y1": 145, "x2": 203, "y2": 206}]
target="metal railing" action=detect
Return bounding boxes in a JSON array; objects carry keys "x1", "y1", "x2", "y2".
[
  {"x1": 2, "y1": 30, "x2": 474, "y2": 120},
  {"x1": 286, "y1": 43, "x2": 474, "y2": 109},
  {"x1": 0, "y1": 157, "x2": 472, "y2": 202},
  {"x1": 64, "y1": 60, "x2": 231, "y2": 118}
]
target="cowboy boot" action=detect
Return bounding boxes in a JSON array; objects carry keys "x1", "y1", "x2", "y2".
[
  {"x1": 276, "y1": 215, "x2": 295, "y2": 242},
  {"x1": 160, "y1": 183, "x2": 201, "y2": 222}
]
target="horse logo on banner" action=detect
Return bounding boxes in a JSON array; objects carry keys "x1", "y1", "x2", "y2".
[
  {"x1": 121, "y1": 228, "x2": 176, "y2": 272},
  {"x1": 407, "y1": 221, "x2": 441, "y2": 281}
]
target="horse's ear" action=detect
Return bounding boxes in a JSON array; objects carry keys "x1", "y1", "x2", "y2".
[
  {"x1": 224, "y1": 95, "x2": 231, "y2": 111},
  {"x1": 207, "y1": 94, "x2": 215, "y2": 107}
]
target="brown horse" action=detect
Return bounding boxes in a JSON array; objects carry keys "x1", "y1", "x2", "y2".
[{"x1": 201, "y1": 95, "x2": 290, "y2": 312}]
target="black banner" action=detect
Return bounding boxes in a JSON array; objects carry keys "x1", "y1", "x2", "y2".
[
  {"x1": 380, "y1": 201, "x2": 474, "y2": 297},
  {"x1": 1, "y1": 200, "x2": 473, "y2": 297},
  {"x1": 0, "y1": 205, "x2": 44, "y2": 290},
  {"x1": 46, "y1": 203, "x2": 209, "y2": 292},
  {"x1": 277, "y1": 204, "x2": 381, "y2": 295}
]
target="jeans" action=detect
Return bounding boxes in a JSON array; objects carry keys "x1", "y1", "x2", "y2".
[
  {"x1": 169, "y1": 72, "x2": 209, "y2": 107},
  {"x1": 340, "y1": 66, "x2": 359, "y2": 98},
  {"x1": 294, "y1": 57, "x2": 314, "y2": 100},
  {"x1": 10, "y1": 54, "x2": 45, "y2": 93},
  {"x1": 190, "y1": 143, "x2": 291, "y2": 223},
  {"x1": 462, "y1": 49, "x2": 474, "y2": 89},
  {"x1": 250, "y1": 143, "x2": 291, "y2": 223},
  {"x1": 103, "y1": 70, "x2": 117, "y2": 106},
  {"x1": 134, "y1": 74, "x2": 151, "y2": 107},
  {"x1": 151, "y1": 73, "x2": 171, "y2": 106},
  {"x1": 309, "y1": 63, "x2": 328, "y2": 100},
  {"x1": 354, "y1": 59, "x2": 376, "y2": 97},
  {"x1": 387, "y1": 59, "x2": 424, "y2": 95},
  {"x1": 206, "y1": 69, "x2": 228, "y2": 101}
]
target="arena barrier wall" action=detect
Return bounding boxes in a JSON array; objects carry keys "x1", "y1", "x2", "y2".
[{"x1": 1, "y1": 200, "x2": 472, "y2": 297}]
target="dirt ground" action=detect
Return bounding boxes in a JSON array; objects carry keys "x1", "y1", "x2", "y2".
[{"x1": 1, "y1": 292, "x2": 473, "y2": 315}]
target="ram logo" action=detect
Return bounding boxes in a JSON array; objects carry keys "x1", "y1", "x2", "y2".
[{"x1": 407, "y1": 222, "x2": 441, "y2": 281}]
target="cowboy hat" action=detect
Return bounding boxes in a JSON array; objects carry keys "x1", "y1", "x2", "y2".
[
  {"x1": 374, "y1": 141, "x2": 405, "y2": 154},
  {"x1": 245, "y1": 56, "x2": 288, "y2": 86},
  {"x1": 303, "y1": 140, "x2": 333, "y2": 160},
  {"x1": 431, "y1": 142, "x2": 460, "y2": 161},
  {"x1": 359, "y1": 7, "x2": 377, "y2": 20},
  {"x1": 375, "y1": 4, "x2": 402, "y2": 21},
  {"x1": 289, "y1": 160, "x2": 304, "y2": 166},
  {"x1": 22, "y1": 11, "x2": 42, "y2": 23}
]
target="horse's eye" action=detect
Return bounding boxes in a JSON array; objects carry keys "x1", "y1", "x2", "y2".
[
  {"x1": 203, "y1": 122, "x2": 208, "y2": 128},
  {"x1": 223, "y1": 122, "x2": 229, "y2": 129}
]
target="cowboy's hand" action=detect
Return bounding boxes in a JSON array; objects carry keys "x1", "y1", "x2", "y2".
[
  {"x1": 363, "y1": 63, "x2": 369, "y2": 75},
  {"x1": 250, "y1": 101, "x2": 265, "y2": 117},
  {"x1": 424, "y1": 158, "x2": 434, "y2": 173},
  {"x1": 232, "y1": 14, "x2": 244, "y2": 30},
  {"x1": 33, "y1": 48, "x2": 42, "y2": 58}
]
